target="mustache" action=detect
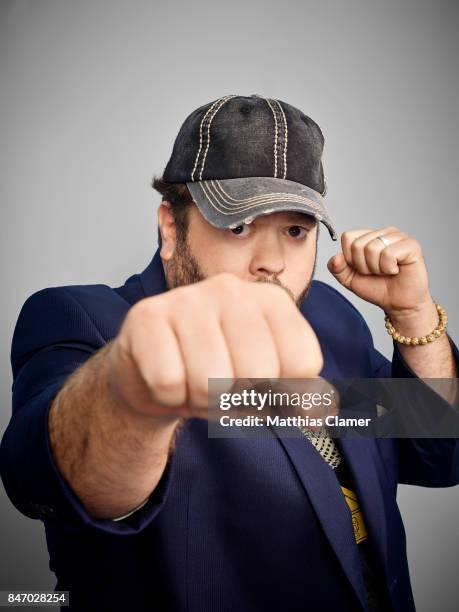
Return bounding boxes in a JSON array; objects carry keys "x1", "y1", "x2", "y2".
[{"x1": 255, "y1": 276, "x2": 296, "y2": 303}]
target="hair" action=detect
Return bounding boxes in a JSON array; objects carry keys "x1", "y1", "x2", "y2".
[{"x1": 151, "y1": 176, "x2": 194, "y2": 248}]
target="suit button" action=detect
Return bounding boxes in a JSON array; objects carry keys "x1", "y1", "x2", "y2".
[{"x1": 40, "y1": 504, "x2": 55, "y2": 517}]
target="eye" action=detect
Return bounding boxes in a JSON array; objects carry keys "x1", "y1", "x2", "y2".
[
  {"x1": 230, "y1": 224, "x2": 251, "y2": 237},
  {"x1": 287, "y1": 226, "x2": 308, "y2": 238}
]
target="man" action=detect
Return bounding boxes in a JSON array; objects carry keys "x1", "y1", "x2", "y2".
[{"x1": 1, "y1": 94, "x2": 458, "y2": 612}]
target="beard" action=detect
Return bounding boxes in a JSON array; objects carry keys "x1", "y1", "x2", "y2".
[{"x1": 163, "y1": 234, "x2": 315, "y2": 308}]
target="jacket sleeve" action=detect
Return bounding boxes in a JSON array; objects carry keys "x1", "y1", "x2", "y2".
[
  {"x1": 367, "y1": 314, "x2": 459, "y2": 488},
  {"x1": 0, "y1": 286, "x2": 175, "y2": 535},
  {"x1": 317, "y1": 282, "x2": 459, "y2": 487}
]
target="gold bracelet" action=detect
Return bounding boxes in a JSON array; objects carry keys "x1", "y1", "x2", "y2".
[{"x1": 384, "y1": 303, "x2": 448, "y2": 346}]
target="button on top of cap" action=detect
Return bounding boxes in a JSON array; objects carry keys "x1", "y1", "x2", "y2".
[{"x1": 240, "y1": 106, "x2": 251, "y2": 114}]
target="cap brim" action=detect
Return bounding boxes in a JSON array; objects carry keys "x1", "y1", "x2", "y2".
[{"x1": 186, "y1": 177, "x2": 337, "y2": 240}]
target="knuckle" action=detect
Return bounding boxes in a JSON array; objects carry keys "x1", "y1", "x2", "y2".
[
  {"x1": 350, "y1": 240, "x2": 360, "y2": 255},
  {"x1": 364, "y1": 241, "x2": 377, "y2": 255},
  {"x1": 379, "y1": 251, "x2": 396, "y2": 272},
  {"x1": 262, "y1": 282, "x2": 292, "y2": 305},
  {"x1": 232, "y1": 297, "x2": 256, "y2": 319},
  {"x1": 212, "y1": 272, "x2": 241, "y2": 290},
  {"x1": 178, "y1": 287, "x2": 203, "y2": 311},
  {"x1": 265, "y1": 280, "x2": 296, "y2": 305},
  {"x1": 205, "y1": 273, "x2": 243, "y2": 302},
  {"x1": 380, "y1": 249, "x2": 393, "y2": 262},
  {"x1": 174, "y1": 283, "x2": 213, "y2": 316},
  {"x1": 131, "y1": 296, "x2": 162, "y2": 322}
]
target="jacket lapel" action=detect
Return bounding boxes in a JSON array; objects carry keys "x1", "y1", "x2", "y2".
[
  {"x1": 338, "y1": 438, "x2": 391, "y2": 581},
  {"x1": 274, "y1": 428, "x2": 368, "y2": 609}
]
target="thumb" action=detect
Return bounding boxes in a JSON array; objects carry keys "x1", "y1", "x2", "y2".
[{"x1": 327, "y1": 252, "x2": 354, "y2": 289}]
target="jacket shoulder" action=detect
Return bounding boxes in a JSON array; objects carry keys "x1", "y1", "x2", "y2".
[
  {"x1": 11, "y1": 284, "x2": 133, "y2": 378},
  {"x1": 302, "y1": 280, "x2": 384, "y2": 377},
  {"x1": 305, "y1": 280, "x2": 368, "y2": 329}
]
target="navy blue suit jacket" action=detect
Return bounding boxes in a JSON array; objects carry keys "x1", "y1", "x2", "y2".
[{"x1": 1, "y1": 250, "x2": 458, "y2": 612}]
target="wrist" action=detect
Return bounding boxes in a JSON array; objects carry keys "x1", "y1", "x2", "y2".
[
  {"x1": 386, "y1": 298, "x2": 438, "y2": 338},
  {"x1": 385, "y1": 299, "x2": 449, "y2": 348}
]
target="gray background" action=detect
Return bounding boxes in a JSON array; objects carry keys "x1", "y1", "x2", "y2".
[{"x1": 0, "y1": 0, "x2": 458, "y2": 610}]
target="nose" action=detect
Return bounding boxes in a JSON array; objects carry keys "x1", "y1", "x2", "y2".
[{"x1": 248, "y1": 232, "x2": 286, "y2": 279}]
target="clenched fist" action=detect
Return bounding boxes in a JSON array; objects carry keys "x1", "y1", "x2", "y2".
[
  {"x1": 327, "y1": 226, "x2": 432, "y2": 316},
  {"x1": 108, "y1": 273, "x2": 323, "y2": 421}
]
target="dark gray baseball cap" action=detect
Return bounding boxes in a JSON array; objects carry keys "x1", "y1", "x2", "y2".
[{"x1": 162, "y1": 94, "x2": 337, "y2": 240}]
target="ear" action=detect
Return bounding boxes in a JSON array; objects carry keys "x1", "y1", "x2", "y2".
[{"x1": 157, "y1": 201, "x2": 176, "y2": 261}]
